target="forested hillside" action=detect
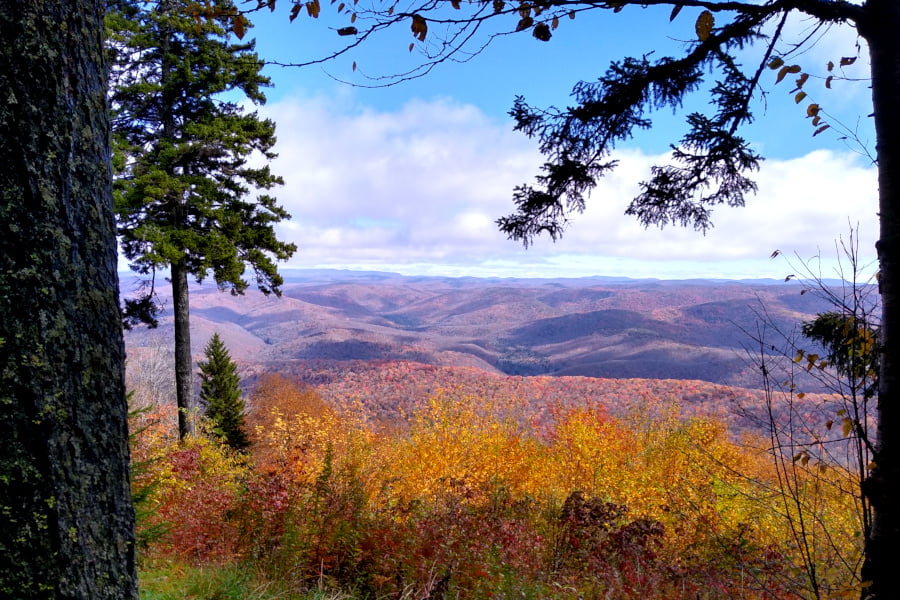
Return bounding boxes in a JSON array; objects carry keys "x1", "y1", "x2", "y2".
[
  {"x1": 131, "y1": 372, "x2": 861, "y2": 600},
  {"x1": 123, "y1": 270, "x2": 844, "y2": 388},
  {"x1": 123, "y1": 270, "x2": 870, "y2": 599}
]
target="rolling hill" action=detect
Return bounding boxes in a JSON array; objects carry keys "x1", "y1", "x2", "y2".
[{"x1": 123, "y1": 269, "x2": 851, "y2": 390}]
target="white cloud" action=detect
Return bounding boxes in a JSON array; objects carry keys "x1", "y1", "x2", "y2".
[{"x1": 260, "y1": 95, "x2": 878, "y2": 280}]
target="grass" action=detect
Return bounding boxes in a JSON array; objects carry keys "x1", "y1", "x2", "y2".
[{"x1": 139, "y1": 564, "x2": 354, "y2": 600}]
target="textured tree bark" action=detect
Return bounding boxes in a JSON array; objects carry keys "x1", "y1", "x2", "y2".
[
  {"x1": 0, "y1": 1, "x2": 138, "y2": 598},
  {"x1": 861, "y1": 2, "x2": 900, "y2": 598},
  {"x1": 171, "y1": 261, "x2": 196, "y2": 438}
]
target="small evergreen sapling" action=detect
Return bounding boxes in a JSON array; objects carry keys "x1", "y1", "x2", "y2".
[{"x1": 198, "y1": 333, "x2": 249, "y2": 451}]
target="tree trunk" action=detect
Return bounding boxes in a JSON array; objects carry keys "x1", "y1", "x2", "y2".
[
  {"x1": 860, "y1": 2, "x2": 900, "y2": 598},
  {"x1": 172, "y1": 261, "x2": 196, "y2": 438},
  {"x1": 0, "y1": 1, "x2": 138, "y2": 598}
]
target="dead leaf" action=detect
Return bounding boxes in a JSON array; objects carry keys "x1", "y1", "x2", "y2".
[{"x1": 695, "y1": 10, "x2": 713, "y2": 41}]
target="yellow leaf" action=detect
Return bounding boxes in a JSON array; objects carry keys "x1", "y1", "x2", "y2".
[
  {"x1": 827, "y1": 60, "x2": 834, "y2": 71},
  {"x1": 813, "y1": 124, "x2": 830, "y2": 136},
  {"x1": 551, "y1": 15, "x2": 559, "y2": 29},
  {"x1": 797, "y1": 392, "x2": 806, "y2": 399},
  {"x1": 306, "y1": 0, "x2": 320, "y2": 18},
  {"x1": 794, "y1": 91, "x2": 807, "y2": 103},
  {"x1": 695, "y1": 10, "x2": 714, "y2": 41},
  {"x1": 776, "y1": 64, "x2": 802, "y2": 84},
  {"x1": 768, "y1": 57, "x2": 784, "y2": 69},
  {"x1": 806, "y1": 103, "x2": 820, "y2": 118},
  {"x1": 842, "y1": 418, "x2": 853, "y2": 438}
]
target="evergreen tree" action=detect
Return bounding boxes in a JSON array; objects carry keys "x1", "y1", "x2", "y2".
[
  {"x1": 108, "y1": 0, "x2": 296, "y2": 439},
  {"x1": 198, "y1": 333, "x2": 249, "y2": 451}
]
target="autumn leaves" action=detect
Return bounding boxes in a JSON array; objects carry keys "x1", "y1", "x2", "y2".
[{"x1": 131, "y1": 375, "x2": 862, "y2": 598}]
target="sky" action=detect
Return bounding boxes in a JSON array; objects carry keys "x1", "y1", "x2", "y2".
[{"x1": 210, "y1": 2, "x2": 879, "y2": 281}]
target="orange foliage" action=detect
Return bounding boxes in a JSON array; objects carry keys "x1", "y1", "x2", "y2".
[
  {"x1": 131, "y1": 405, "x2": 249, "y2": 563},
  {"x1": 132, "y1": 372, "x2": 863, "y2": 599}
]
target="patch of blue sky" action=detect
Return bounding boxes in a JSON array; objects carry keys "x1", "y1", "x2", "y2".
[{"x1": 184, "y1": 4, "x2": 879, "y2": 281}]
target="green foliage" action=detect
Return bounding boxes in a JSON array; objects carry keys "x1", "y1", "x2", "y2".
[
  {"x1": 499, "y1": 18, "x2": 764, "y2": 243},
  {"x1": 801, "y1": 311, "x2": 879, "y2": 398},
  {"x1": 199, "y1": 333, "x2": 249, "y2": 451},
  {"x1": 139, "y1": 563, "x2": 342, "y2": 599},
  {"x1": 108, "y1": 0, "x2": 296, "y2": 307}
]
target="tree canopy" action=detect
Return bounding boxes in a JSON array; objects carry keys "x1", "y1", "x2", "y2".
[
  {"x1": 110, "y1": 0, "x2": 295, "y2": 298},
  {"x1": 109, "y1": 0, "x2": 296, "y2": 437}
]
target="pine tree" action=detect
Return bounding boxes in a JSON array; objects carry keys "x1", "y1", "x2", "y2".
[
  {"x1": 108, "y1": 0, "x2": 296, "y2": 439},
  {"x1": 198, "y1": 333, "x2": 249, "y2": 451}
]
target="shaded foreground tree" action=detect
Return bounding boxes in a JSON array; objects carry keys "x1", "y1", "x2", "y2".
[
  {"x1": 270, "y1": 0, "x2": 900, "y2": 596},
  {"x1": 199, "y1": 333, "x2": 250, "y2": 451},
  {"x1": 0, "y1": 1, "x2": 137, "y2": 598},
  {"x1": 109, "y1": 0, "x2": 296, "y2": 439}
]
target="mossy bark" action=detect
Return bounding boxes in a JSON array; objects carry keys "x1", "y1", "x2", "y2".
[{"x1": 0, "y1": 1, "x2": 138, "y2": 598}]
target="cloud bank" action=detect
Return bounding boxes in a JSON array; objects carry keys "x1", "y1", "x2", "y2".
[{"x1": 261, "y1": 95, "x2": 878, "y2": 280}]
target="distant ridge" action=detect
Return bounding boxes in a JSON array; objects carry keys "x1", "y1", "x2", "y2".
[
  {"x1": 119, "y1": 267, "x2": 846, "y2": 288},
  {"x1": 123, "y1": 268, "x2": 865, "y2": 390}
]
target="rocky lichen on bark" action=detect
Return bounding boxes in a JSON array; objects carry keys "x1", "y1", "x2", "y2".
[{"x1": 0, "y1": 1, "x2": 138, "y2": 598}]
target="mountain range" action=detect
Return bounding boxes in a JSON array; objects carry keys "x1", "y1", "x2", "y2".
[{"x1": 122, "y1": 269, "x2": 851, "y2": 390}]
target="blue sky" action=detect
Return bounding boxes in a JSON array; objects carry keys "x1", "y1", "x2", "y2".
[{"x1": 227, "y1": 3, "x2": 878, "y2": 280}]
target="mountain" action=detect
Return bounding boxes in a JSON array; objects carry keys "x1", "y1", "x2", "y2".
[{"x1": 122, "y1": 269, "x2": 852, "y2": 390}]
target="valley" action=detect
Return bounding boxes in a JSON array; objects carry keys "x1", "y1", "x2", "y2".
[{"x1": 124, "y1": 269, "x2": 841, "y2": 389}]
